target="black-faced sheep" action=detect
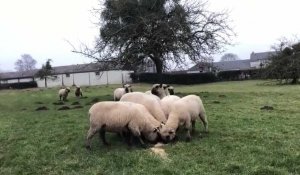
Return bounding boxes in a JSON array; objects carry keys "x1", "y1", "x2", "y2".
[
  {"x1": 159, "y1": 95, "x2": 208, "y2": 142},
  {"x1": 113, "y1": 84, "x2": 133, "y2": 101},
  {"x1": 150, "y1": 84, "x2": 167, "y2": 99},
  {"x1": 85, "y1": 101, "x2": 160, "y2": 149},
  {"x1": 120, "y1": 92, "x2": 167, "y2": 124},
  {"x1": 58, "y1": 87, "x2": 71, "y2": 101},
  {"x1": 75, "y1": 86, "x2": 83, "y2": 97}
]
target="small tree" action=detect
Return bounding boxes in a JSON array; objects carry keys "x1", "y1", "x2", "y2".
[
  {"x1": 35, "y1": 59, "x2": 53, "y2": 88},
  {"x1": 265, "y1": 40, "x2": 300, "y2": 84},
  {"x1": 220, "y1": 53, "x2": 239, "y2": 62},
  {"x1": 15, "y1": 54, "x2": 37, "y2": 72}
]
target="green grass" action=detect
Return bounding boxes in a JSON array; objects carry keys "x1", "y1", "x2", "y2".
[{"x1": 0, "y1": 80, "x2": 299, "y2": 175}]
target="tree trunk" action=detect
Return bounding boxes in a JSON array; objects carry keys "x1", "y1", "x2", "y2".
[
  {"x1": 44, "y1": 77, "x2": 47, "y2": 88},
  {"x1": 152, "y1": 57, "x2": 163, "y2": 74}
]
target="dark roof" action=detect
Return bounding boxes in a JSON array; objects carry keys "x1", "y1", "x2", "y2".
[
  {"x1": 0, "y1": 62, "x2": 128, "y2": 80},
  {"x1": 213, "y1": 59, "x2": 251, "y2": 71},
  {"x1": 250, "y1": 51, "x2": 275, "y2": 61},
  {"x1": 188, "y1": 62, "x2": 212, "y2": 72},
  {"x1": 188, "y1": 59, "x2": 251, "y2": 72}
]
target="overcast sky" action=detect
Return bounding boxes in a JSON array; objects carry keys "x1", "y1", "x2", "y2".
[{"x1": 1, "y1": 0, "x2": 300, "y2": 72}]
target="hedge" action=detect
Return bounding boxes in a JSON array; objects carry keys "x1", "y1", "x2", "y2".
[
  {"x1": 0, "y1": 81, "x2": 38, "y2": 89},
  {"x1": 130, "y1": 72, "x2": 217, "y2": 84}
]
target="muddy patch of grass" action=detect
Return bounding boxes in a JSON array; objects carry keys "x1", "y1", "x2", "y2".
[
  {"x1": 35, "y1": 106, "x2": 49, "y2": 111},
  {"x1": 57, "y1": 106, "x2": 71, "y2": 110}
]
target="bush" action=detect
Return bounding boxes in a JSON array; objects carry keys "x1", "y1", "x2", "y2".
[
  {"x1": 130, "y1": 72, "x2": 217, "y2": 84},
  {"x1": 0, "y1": 81, "x2": 38, "y2": 89}
]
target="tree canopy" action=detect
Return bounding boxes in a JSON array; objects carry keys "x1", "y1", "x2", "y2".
[
  {"x1": 35, "y1": 59, "x2": 53, "y2": 87},
  {"x1": 220, "y1": 53, "x2": 239, "y2": 62},
  {"x1": 74, "y1": 0, "x2": 234, "y2": 73},
  {"x1": 15, "y1": 54, "x2": 37, "y2": 72},
  {"x1": 265, "y1": 39, "x2": 300, "y2": 84}
]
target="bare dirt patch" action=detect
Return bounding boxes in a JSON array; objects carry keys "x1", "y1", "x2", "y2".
[
  {"x1": 35, "y1": 106, "x2": 49, "y2": 111},
  {"x1": 58, "y1": 106, "x2": 71, "y2": 110}
]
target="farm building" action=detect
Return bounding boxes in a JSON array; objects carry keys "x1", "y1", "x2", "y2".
[{"x1": 0, "y1": 63, "x2": 133, "y2": 88}]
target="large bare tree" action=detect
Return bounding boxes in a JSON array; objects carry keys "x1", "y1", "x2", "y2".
[
  {"x1": 15, "y1": 54, "x2": 37, "y2": 72},
  {"x1": 73, "y1": 0, "x2": 234, "y2": 73}
]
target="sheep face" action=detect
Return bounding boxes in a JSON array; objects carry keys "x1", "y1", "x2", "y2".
[
  {"x1": 123, "y1": 84, "x2": 132, "y2": 93},
  {"x1": 159, "y1": 126, "x2": 176, "y2": 142},
  {"x1": 66, "y1": 87, "x2": 71, "y2": 93},
  {"x1": 168, "y1": 86, "x2": 174, "y2": 95},
  {"x1": 143, "y1": 127, "x2": 159, "y2": 142},
  {"x1": 151, "y1": 84, "x2": 165, "y2": 98}
]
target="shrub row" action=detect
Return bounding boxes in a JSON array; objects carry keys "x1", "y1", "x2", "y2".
[
  {"x1": 131, "y1": 72, "x2": 217, "y2": 84},
  {"x1": 0, "y1": 81, "x2": 38, "y2": 89}
]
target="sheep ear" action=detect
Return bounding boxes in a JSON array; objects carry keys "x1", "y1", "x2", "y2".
[{"x1": 159, "y1": 84, "x2": 163, "y2": 88}]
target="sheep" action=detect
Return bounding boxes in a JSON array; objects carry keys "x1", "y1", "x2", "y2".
[
  {"x1": 160, "y1": 95, "x2": 181, "y2": 119},
  {"x1": 85, "y1": 101, "x2": 160, "y2": 149},
  {"x1": 120, "y1": 92, "x2": 167, "y2": 124},
  {"x1": 113, "y1": 84, "x2": 133, "y2": 101},
  {"x1": 75, "y1": 86, "x2": 83, "y2": 97},
  {"x1": 150, "y1": 84, "x2": 167, "y2": 99},
  {"x1": 167, "y1": 86, "x2": 175, "y2": 95},
  {"x1": 159, "y1": 95, "x2": 208, "y2": 142},
  {"x1": 58, "y1": 87, "x2": 70, "y2": 101}
]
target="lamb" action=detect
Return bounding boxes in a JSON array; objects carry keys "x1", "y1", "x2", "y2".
[
  {"x1": 120, "y1": 92, "x2": 167, "y2": 124},
  {"x1": 159, "y1": 95, "x2": 208, "y2": 142},
  {"x1": 113, "y1": 84, "x2": 133, "y2": 101},
  {"x1": 75, "y1": 86, "x2": 83, "y2": 97},
  {"x1": 85, "y1": 101, "x2": 160, "y2": 149},
  {"x1": 58, "y1": 87, "x2": 71, "y2": 101},
  {"x1": 160, "y1": 95, "x2": 181, "y2": 119}
]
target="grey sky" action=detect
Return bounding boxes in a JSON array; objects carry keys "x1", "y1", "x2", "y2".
[{"x1": 1, "y1": 0, "x2": 300, "y2": 72}]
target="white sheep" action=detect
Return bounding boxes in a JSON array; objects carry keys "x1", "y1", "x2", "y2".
[
  {"x1": 58, "y1": 87, "x2": 70, "y2": 101},
  {"x1": 160, "y1": 95, "x2": 181, "y2": 119},
  {"x1": 85, "y1": 101, "x2": 160, "y2": 149},
  {"x1": 159, "y1": 95, "x2": 208, "y2": 142},
  {"x1": 120, "y1": 92, "x2": 167, "y2": 124},
  {"x1": 75, "y1": 86, "x2": 83, "y2": 97},
  {"x1": 113, "y1": 84, "x2": 133, "y2": 101}
]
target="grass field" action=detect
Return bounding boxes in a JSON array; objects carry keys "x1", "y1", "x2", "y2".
[{"x1": 0, "y1": 80, "x2": 299, "y2": 175}]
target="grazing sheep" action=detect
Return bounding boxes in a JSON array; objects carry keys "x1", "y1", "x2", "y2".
[
  {"x1": 160, "y1": 95, "x2": 181, "y2": 119},
  {"x1": 159, "y1": 95, "x2": 208, "y2": 142},
  {"x1": 120, "y1": 92, "x2": 167, "y2": 124},
  {"x1": 85, "y1": 101, "x2": 160, "y2": 149},
  {"x1": 75, "y1": 86, "x2": 83, "y2": 97},
  {"x1": 58, "y1": 87, "x2": 71, "y2": 101},
  {"x1": 113, "y1": 84, "x2": 133, "y2": 101}
]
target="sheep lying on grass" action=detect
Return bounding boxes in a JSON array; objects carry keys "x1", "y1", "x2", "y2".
[
  {"x1": 159, "y1": 95, "x2": 208, "y2": 142},
  {"x1": 120, "y1": 92, "x2": 167, "y2": 124},
  {"x1": 58, "y1": 87, "x2": 70, "y2": 101},
  {"x1": 113, "y1": 84, "x2": 133, "y2": 101},
  {"x1": 75, "y1": 86, "x2": 83, "y2": 97},
  {"x1": 85, "y1": 101, "x2": 160, "y2": 150}
]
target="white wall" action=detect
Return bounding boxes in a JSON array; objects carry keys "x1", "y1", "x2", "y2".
[{"x1": 35, "y1": 70, "x2": 133, "y2": 88}]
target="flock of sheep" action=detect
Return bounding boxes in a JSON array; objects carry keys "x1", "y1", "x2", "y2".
[{"x1": 58, "y1": 84, "x2": 208, "y2": 150}]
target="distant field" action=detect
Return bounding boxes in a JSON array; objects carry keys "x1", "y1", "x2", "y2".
[{"x1": 0, "y1": 80, "x2": 299, "y2": 175}]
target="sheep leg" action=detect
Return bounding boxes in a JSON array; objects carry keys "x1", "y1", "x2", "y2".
[
  {"x1": 99, "y1": 125, "x2": 110, "y2": 146},
  {"x1": 191, "y1": 120, "x2": 196, "y2": 135},
  {"x1": 129, "y1": 127, "x2": 146, "y2": 148},
  {"x1": 184, "y1": 120, "x2": 192, "y2": 142},
  {"x1": 199, "y1": 112, "x2": 208, "y2": 133},
  {"x1": 85, "y1": 127, "x2": 98, "y2": 150}
]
